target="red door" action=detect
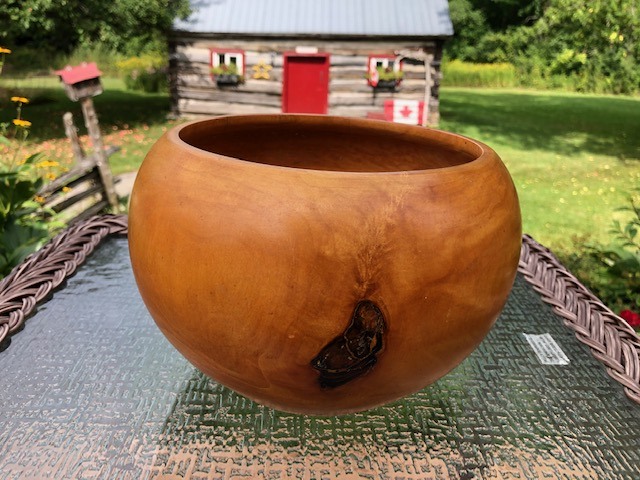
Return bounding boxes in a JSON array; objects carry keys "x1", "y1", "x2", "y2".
[{"x1": 282, "y1": 53, "x2": 330, "y2": 114}]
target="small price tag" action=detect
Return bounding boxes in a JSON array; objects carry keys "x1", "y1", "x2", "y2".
[{"x1": 523, "y1": 333, "x2": 570, "y2": 365}]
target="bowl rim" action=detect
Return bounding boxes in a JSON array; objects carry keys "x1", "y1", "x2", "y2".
[{"x1": 168, "y1": 114, "x2": 498, "y2": 176}]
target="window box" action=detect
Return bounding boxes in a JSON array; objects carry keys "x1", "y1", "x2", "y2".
[
  {"x1": 374, "y1": 79, "x2": 400, "y2": 90},
  {"x1": 210, "y1": 49, "x2": 245, "y2": 86},
  {"x1": 366, "y1": 55, "x2": 403, "y2": 90},
  {"x1": 212, "y1": 71, "x2": 243, "y2": 86}
]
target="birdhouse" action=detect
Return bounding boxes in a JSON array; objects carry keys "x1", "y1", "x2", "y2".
[{"x1": 55, "y1": 62, "x2": 103, "y2": 101}]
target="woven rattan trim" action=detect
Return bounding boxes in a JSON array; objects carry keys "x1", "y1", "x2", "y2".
[
  {"x1": 1, "y1": 216, "x2": 638, "y2": 405},
  {"x1": 519, "y1": 234, "x2": 640, "y2": 404},
  {"x1": 0, "y1": 214, "x2": 128, "y2": 348}
]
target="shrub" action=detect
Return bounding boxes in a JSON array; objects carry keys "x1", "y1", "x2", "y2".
[
  {"x1": 442, "y1": 60, "x2": 517, "y2": 88},
  {"x1": 562, "y1": 191, "x2": 640, "y2": 331},
  {"x1": 4, "y1": 44, "x2": 126, "y2": 78},
  {"x1": 116, "y1": 54, "x2": 167, "y2": 93},
  {"x1": 550, "y1": 49, "x2": 587, "y2": 76},
  {"x1": 58, "y1": 44, "x2": 125, "y2": 77},
  {"x1": 0, "y1": 46, "x2": 62, "y2": 76},
  {"x1": 0, "y1": 47, "x2": 62, "y2": 278},
  {"x1": 446, "y1": 1, "x2": 640, "y2": 95},
  {"x1": 0, "y1": 151, "x2": 51, "y2": 276}
]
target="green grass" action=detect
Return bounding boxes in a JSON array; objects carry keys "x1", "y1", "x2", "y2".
[
  {"x1": 0, "y1": 77, "x2": 174, "y2": 175},
  {"x1": 438, "y1": 87, "x2": 640, "y2": 251},
  {"x1": 2, "y1": 79, "x2": 640, "y2": 254}
]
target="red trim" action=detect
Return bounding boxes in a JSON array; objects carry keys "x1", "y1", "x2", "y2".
[{"x1": 282, "y1": 52, "x2": 330, "y2": 114}]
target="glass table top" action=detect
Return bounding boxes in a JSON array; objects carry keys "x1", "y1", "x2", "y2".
[{"x1": 0, "y1": 237, "x2": 638, "y2": 479}]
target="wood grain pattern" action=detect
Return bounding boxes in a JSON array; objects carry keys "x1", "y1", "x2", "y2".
[{"x1": 128, "y1": 115, "x2": 522, "y2": 415}]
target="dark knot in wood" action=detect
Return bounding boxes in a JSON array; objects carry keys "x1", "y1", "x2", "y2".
[{"x1": 310, "y1": 300, "x2": 386, "y2": 388}]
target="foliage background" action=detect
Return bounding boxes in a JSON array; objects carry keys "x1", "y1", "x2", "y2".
[
  {"x1": 0, "y1": 0, "x2": 191, "y2": 54},
  {"x1": 447, "y1": 0, "x2": 640, "y2": 94}
]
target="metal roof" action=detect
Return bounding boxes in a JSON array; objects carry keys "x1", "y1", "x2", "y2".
[{"x1": 174, "y1": 0, "x2": 453, "y2": 37}]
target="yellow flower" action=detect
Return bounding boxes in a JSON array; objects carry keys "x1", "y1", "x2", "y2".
[
  {"x1": 62, "y1": 186, "x2": 72, "y2": 193},
  {"x1": 11, "y1": 96, "x2": 29, "y2": 104},
  {"x1": 45, "y1": 172, "x2": 56, "y2": 180},
  {"x1": 35, "y1": 159, "x2": 60, "y2": 168},
  {"x1": 0, "y1": 47, "x2": 11, "y2": 54},
  {"x1": 34, "y1": 195, "x2": 45, "y2": 203},
  {"x1": 13, "y1": 119, "x2": 32, "y2": 127}
]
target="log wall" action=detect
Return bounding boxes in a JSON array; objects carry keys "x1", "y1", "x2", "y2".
[{"x1": 169, "y1": 36, "x2": 444, "y2": 124}]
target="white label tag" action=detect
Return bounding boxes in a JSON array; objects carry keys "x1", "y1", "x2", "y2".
[{"x1": 523, "y1": 333, "x2": 570, "y2": 365}]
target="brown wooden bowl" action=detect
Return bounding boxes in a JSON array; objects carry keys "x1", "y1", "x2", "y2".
[{"x1": 128, "y1": 115, "x2": 521, "y2": 415}]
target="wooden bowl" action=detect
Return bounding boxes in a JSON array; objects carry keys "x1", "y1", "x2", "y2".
[{"x1": 128, "y1": 115, "x2": 521, "y2": 415}]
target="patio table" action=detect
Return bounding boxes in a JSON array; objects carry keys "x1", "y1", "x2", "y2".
[{"x1": 0, "y1": 215, "x2": 639, "y2": 479}]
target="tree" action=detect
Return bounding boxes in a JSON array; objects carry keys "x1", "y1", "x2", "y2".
[
  {"x1": 0, "y1": 0, "x2": 191, "y2": 54},
  {"x1": 470, "y1": 0, "x2": 544, "y2": 30},
  {"x1": 447, "y1": 0, "x2": 640, "y2": 94},
  {"x1": 446, "y1": 0, "x2": 490, "y2": 60},
  {"x1": 506, "y1": 0, "x2": 640, "y2": 93},
  {"x1": 447, "y1": 0, "x2": 544, "y2": 61}
]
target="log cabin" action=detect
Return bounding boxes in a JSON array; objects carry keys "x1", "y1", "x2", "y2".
[{"x1": 170, "y1": 0, "x2": 453, "y2": 125}]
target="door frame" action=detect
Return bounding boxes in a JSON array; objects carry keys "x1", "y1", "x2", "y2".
[{"x1": 282, "y1": 52, "x2": 330, "y2": 114}]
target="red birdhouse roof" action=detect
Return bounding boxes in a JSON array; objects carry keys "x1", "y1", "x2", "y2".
[{"x1": 55, "y1": 62, "x2": 102, "y2": 85}]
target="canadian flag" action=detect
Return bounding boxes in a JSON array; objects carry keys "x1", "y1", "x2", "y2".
[{"x1": 384, "y1": 100, "x2": 424, "y2": 125}]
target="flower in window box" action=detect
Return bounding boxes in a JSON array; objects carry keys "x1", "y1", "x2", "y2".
[
  {"x1": 365, "y1": 66, "x2": 404, "y2": 89},
  {"x1": 211, "y1": 63, "x2": 244, "y2": 86}
]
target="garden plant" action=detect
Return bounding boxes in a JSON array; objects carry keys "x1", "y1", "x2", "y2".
[
  {"x1": 0, "y1": 47, "x2": 63, "y2": 277},
  {"x1": 587, "y1": 191, "x2": 640, "y2": 329}
]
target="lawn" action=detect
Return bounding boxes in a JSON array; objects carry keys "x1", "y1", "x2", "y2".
[
  {"x1": 0, "y1": 77, "x2": 177, "y2": 175},
  {"x1": 439, "y1": 87, "x2": 640, "y2": 251},
  {"x1": 2, "y1": 79, "x2": 639, "y2": 254}
]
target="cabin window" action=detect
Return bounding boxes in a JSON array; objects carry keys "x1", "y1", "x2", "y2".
[
  {"x1": 374, "y1": 59, "x2": 393, "y2": 70},
  {"x1": 210, "y1": 49, "x2": 245, "y2": 76},
  {"x1": 367, "y1": 55, "x2": 403, "y2": 88},
  {"x1": 368, "y1": 55, "x2": 400, "y2": 76}
]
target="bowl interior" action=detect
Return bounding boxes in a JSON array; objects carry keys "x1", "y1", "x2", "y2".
[{"x1": 178, "y1": 116, "x2": 482, "y2": 173}]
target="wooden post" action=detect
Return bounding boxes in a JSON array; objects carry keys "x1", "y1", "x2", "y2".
[
  {"x1": 395, "y1": 49, "x2": 433, "y2": 127},
  {"x1": 422, "y1": 54, "x2": 433, "y2": 128},
  {"x1": 79, "y1": 97, "x2": 119, "y2": 211},
  {"x1": 62, "y1": 112, "x2": 86, "y2": 164}
]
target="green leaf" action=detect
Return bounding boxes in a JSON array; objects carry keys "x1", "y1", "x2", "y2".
[
  {"x1": 11, "y1": 180, "x2": 39, "y2": 206},
  {"x1": 0, "y1": 221, "x2": 49, "y2": 276},
  {"x1": 23, "y1": 152, "x2": 43, "y2": 165}
]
